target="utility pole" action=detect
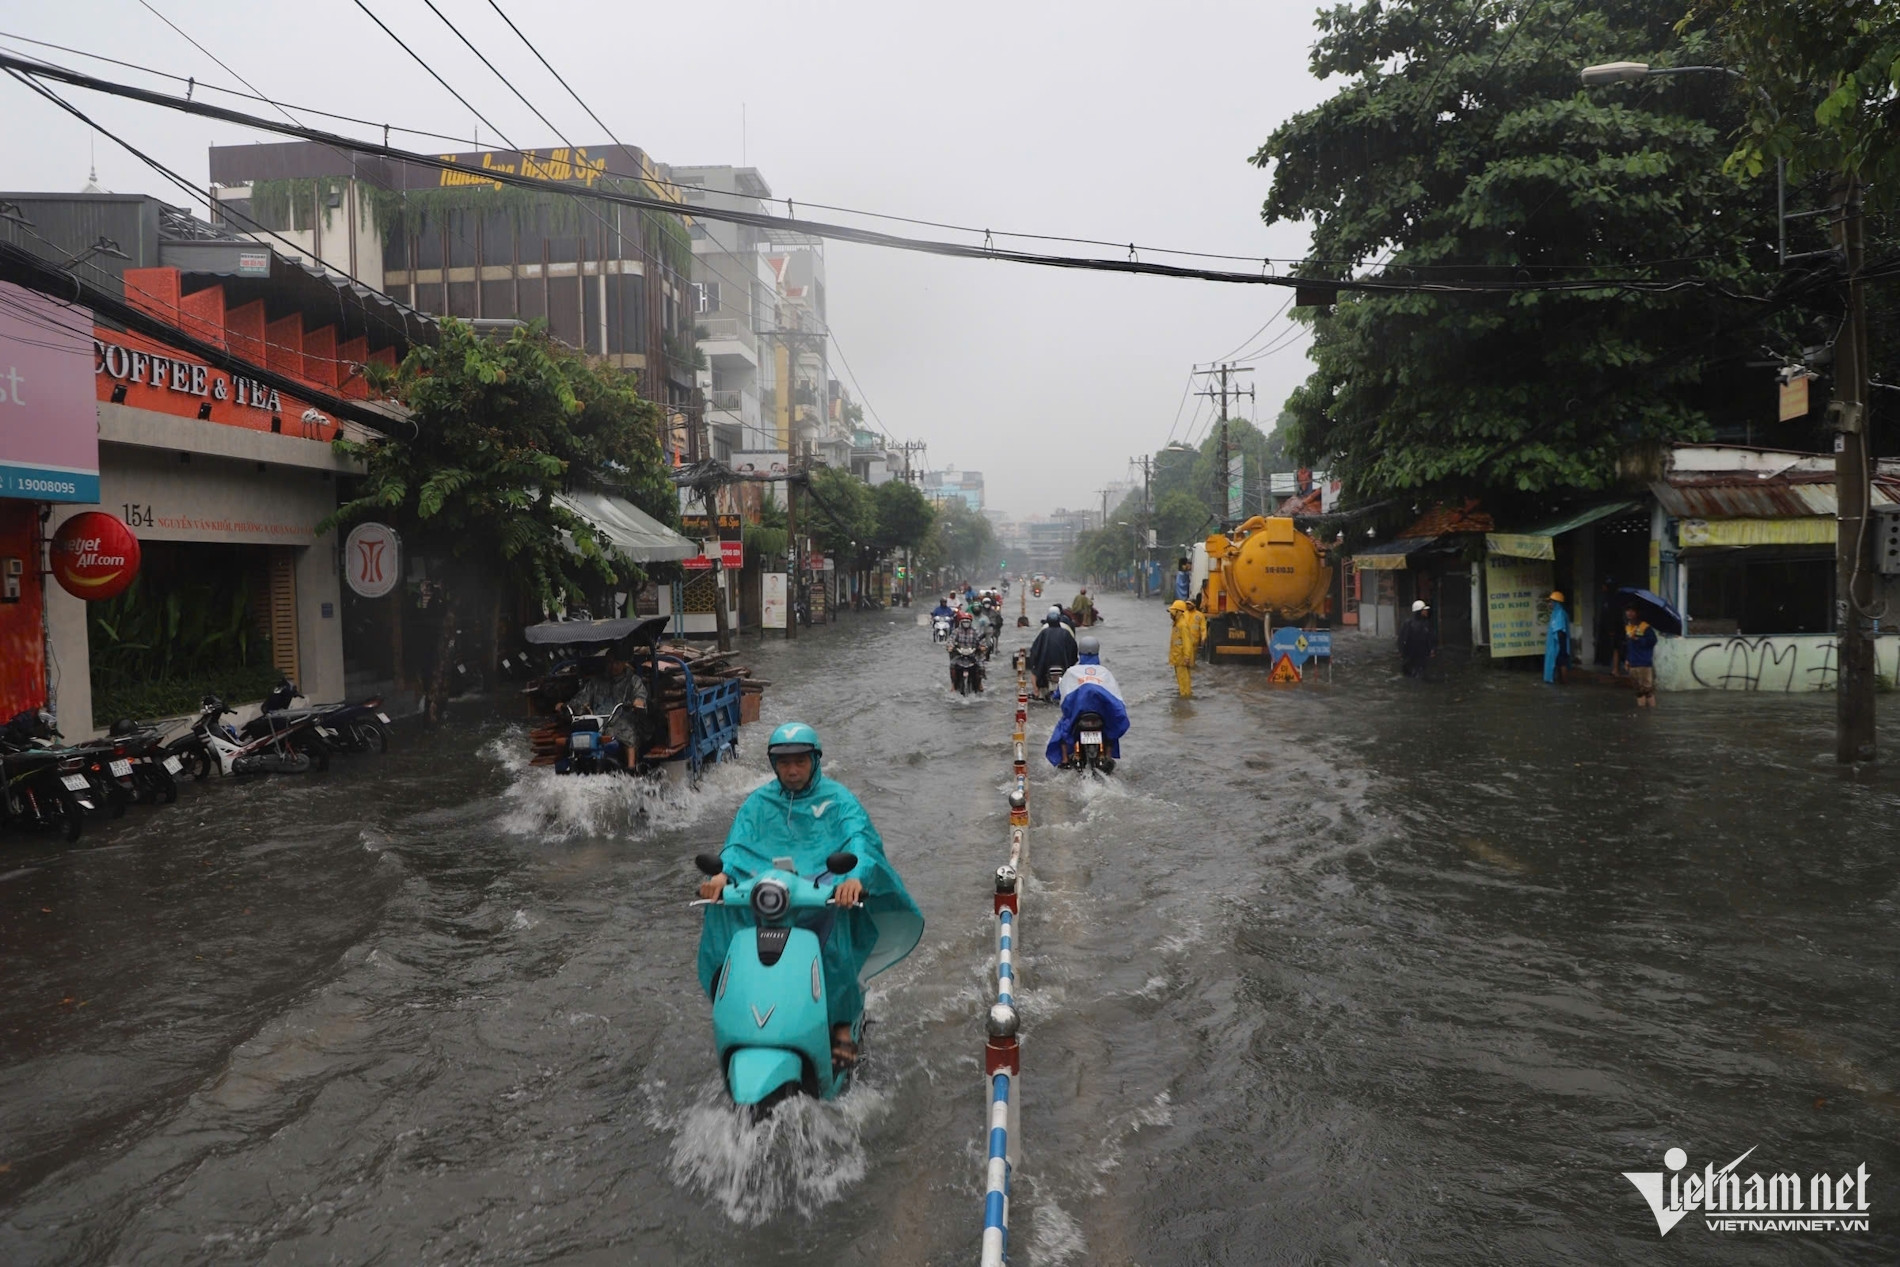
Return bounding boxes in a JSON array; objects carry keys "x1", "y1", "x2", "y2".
[
  {"x1": 785, "y1": 466, "x2": 801, "y2": 642},
  {"x1": 1195, "y1": 363, "x2": 1253, "y2": 530},
  {"x1": 1135, "y1": 453, "x2": 1153, "y2": 597},
  {"x1": 1833, "y1": 176, "x2": 1874, "y2": 762}
]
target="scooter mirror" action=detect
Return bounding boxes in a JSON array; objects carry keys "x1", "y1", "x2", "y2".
[
  {"x1": 826, "y1": 852, "x2": 857, "y2": 875},
  {"x1": 693, "y1": 852, "x2": 723, "y2": 876}
]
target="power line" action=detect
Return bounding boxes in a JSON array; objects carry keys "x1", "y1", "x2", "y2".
[
  {"x1": 4, "y1": 68, "x2": 423, "y2": 350},
  {"x1": 346, "y1": 0, "x2": 511, "y2": 149},
  {"x1": 1214, "y1": 292, "x2": 1295, "y2": 363},
  {"x1": 0, "y1": 52, "x2": 1770, "y2": 301},
  {"x1": 132, "y1": 0, "x2": 300, "y2": 127}
]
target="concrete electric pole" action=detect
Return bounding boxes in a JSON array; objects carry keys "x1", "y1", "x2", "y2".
[
  {"x1": 1832, "y1": 176, "x2": 1875, "y2": 763},
  {"x1": 1196, "y1": 363, "x2": 1253, "y2": 529}
]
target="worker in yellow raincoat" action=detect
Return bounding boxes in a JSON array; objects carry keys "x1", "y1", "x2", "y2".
[{"x1": 1168, "y1": 600, "x2": 1207, "y2": 697}]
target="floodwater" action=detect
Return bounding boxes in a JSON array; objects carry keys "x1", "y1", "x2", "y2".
[{"x1": 3, "y1": 592, "x2": 1899, "y2": 1264}]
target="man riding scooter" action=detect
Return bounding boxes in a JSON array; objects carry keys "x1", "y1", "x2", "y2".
[
  {"x1": 695, "y1": 722, "x2": 923, "y2": 1078},
  {"x1": 1026, "y1": 607, "x2": 1078, "y2": 700},
  {"x1": 1047, "y1": 634, "x2": 1129, "y2": 769}
]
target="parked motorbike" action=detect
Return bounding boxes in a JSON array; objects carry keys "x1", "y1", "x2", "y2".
[
  {"x1": 693, "y1": 850, "x2": 863, "y2": 1109},
  {"x1": 0, "y1": 712, "x2": 95, "y2": 842},
  {"x1": 249, "y1": 678, "x2": 392, "y2": 757},
  {"x1": 950, "y1": 646, "x2": 986, "y2": 695},
  {"x1": 98, "y1": 721, "x2": 183, "y2": 804},
  {"x1": 1060, "y1": 710, "x2": 1116, "y2": 775},
  {"x1": 167, "y1": 697, "x2": 318, "y2": 777}
]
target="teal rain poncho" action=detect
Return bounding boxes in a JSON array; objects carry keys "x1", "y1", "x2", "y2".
[{"x1": 696, "y1": 769, "x2": 924, "y2": 1025}]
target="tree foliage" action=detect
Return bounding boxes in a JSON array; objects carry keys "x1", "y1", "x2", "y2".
[
  {"x1": 323, "y1": 319, "x2": 677, "y2": 614},
  {"x1": 1254, "y1": 1, "x2": 1795, "y2": 503},
  {"x1": 919, "y1": 499, "x2": 995, "y2": 577},
  {"x1": 1690, "y1": 0, "x2": 1900, "y2": 204}
]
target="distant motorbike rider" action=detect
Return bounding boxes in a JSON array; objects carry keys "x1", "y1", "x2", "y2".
[
  {"x1": 930, "y1": 596, "x2": 956, "y2": 621},
  {"x1": 1047, "y1": 634, "x2": 1129, "y2": 767},
  {"x1": 1027, "y1": 608, "x2": 1079, "y2": 697},
  {"x1": 696, "y1": 722, "x2": 923, "y2": 1071},
  {"x1": 1046, "y1": 603, "x2": 1076, "y2": 633},
  {"x1": 1071, "y1": 588, "x2": 1096, "y2": 626}
]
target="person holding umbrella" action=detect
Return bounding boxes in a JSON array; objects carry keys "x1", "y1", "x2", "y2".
[{"x1": 1623, "y1": 603, "x2": 1659, "y2": 708}]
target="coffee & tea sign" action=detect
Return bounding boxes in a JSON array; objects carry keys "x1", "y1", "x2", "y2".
[{"x1": 52, "y1": 511, "x2": 142, "y2": 600}]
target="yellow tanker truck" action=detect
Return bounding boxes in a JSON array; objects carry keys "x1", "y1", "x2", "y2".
[{"x1": 1193, "y1": 515, "x2": 1333, "y2": 663}]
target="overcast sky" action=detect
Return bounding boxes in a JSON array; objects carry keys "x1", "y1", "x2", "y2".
[{"x1": 2, "y1": 0, "x2": 1335, "y2": 517}]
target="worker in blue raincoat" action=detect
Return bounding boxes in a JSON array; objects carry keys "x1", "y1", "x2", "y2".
[
  {"x1": 696, "y1": 721, "x2": 923, "y2": 1068},
  {"x1": 1544, "y1": 590, "x2": 1573, "y2": 684}
]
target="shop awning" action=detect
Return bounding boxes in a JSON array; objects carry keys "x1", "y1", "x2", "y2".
[
  {"x1": 1352, "y1": 538, "x2": 1435, "y2": 571},
  {"x1": 1678, "y1": 516, "x2": 1835, "y2": 548},
  {"x1": 552, "y1": 489, "x2": 697, "y2": 562},
  {"x1": 1486, "y1": 501, "x2": 1641, "y2": 560}
]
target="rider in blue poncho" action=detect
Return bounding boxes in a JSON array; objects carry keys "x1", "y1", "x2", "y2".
[
  {"x1": 1047, "y1": 635, "x2": 1130, "y2": 766},
  {"x1": 696, "y1": 721, "x2": 923, "y2": 1068}
]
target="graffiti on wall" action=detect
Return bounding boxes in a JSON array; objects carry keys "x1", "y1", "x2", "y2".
[{"x1": 1656, "y1": 634, "x2": 1900, "y2": 693}]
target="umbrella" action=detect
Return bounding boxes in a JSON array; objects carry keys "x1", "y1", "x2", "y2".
[{"x1": 1617, "y1": 586, "x2": 1683, "y2": 635}]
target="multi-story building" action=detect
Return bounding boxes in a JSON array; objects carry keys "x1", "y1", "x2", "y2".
[
  {"x1": 667, "y1": 165, "x2": 779, "y2": 460},
  {"x1": 922, "y1": 467, "x2": 985, "y2": 511},
  {"x1": 0, "y1": 191, "x2": 429, "y2": 733},
  {"x1": 206, "y1": 141, "x2": 701, "y2": 449}
]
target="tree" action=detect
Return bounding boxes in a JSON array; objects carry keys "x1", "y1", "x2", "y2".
[
  {"x1": 803, "y1": 466, "x2": 877, "y2": 565},
  {"x1": 1253, "y1": 1, "x2": 1798, "y2": 505},
  {"x1": 872, "y1": 480, "x2": 935, "y2": 556},
  {"x1": 1690, "y1": 0, "x2": 1900, "y2": 205},
  {"x1": 919, "y1": 500, "x2": 994, "y2": 579},
  {"x1": 323, "y1": 320, "x2": 673, "y2": 721},
  {"x1": 1153, "y1": 488, "x2": 1214, "y2": 555}
]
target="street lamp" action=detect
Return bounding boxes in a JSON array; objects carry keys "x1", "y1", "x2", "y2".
[{"x1": 1580, "y1": 61, "x2": 1785, "y2": 264}]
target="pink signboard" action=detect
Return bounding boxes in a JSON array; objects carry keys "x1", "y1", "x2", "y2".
[{"x1": 0, "y1": 282, "x2": 98, "y2": 503}]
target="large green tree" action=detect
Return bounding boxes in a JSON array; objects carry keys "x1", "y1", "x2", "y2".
[
  {"x1": 323, "y1": 320, "x2": 675, "y2": 719},
  {"x1": 919, "y1": 500, "x2": 995, "y2": 579},
  {"x1": 1255, "y1": 1, "x2": 1800, "y2": 504}
]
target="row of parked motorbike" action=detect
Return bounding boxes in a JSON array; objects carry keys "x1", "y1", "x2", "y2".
[{"x1": 0, "y1": 678, "x2": 395, "y2": 843}]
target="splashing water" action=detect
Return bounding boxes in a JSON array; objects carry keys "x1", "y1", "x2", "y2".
[
  {"x1": 484, "y1": 731, "x2": 767, "y2": 840},
  {"x1": 666, "y1": 1080, "x2": 891, "y2": 1225}
]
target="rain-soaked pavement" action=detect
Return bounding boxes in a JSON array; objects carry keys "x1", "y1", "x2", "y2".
[{"x1": 3, "y1": 590, "x2": 1899, "y2": 1264}]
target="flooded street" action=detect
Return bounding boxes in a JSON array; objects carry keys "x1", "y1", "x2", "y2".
[{"x1": 4, "y1": 591, "x2": 1900, "y2": 1263}]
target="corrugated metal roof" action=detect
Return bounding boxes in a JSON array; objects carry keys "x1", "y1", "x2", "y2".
[{"x1": 1652, "y1": 473, "x2": 1900, "y2": 519}]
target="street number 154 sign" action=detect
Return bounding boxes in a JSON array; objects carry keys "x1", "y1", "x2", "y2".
[{"x1": 345, "y1": 522, "x2": 401, "y2": 599}]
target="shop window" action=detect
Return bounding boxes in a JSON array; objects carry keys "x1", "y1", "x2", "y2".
[{"x1": 1687, "y1": 551, "x2": 1833, "y2": 635}]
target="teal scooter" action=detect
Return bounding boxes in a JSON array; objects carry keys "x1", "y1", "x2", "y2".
[{"x1": 694, "y1": 850, "x2": 862, "y2": 1108}]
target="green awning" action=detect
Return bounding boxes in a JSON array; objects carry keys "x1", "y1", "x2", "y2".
[{"x1": 1486, "y1": 501, "x2": 1640, "y2": 560}]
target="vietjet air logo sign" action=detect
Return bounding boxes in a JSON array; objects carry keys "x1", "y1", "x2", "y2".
[{"x1": 51, "y1": 511, "x2": 141, "y2": 601}]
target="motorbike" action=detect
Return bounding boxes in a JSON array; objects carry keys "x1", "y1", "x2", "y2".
[
  {"x1": 1060, "y1": 710, "x2": 1116, "y2": 774},
  {"x1": 950, "y1": 645, "x2": 986, "y2": 695},
  {"x1": 0, "y1": 712, "x2": 98, "y2": 842},
  {"x1": 931, "y1": 614, "x2": 951, "y2": 643},
  {"x1": 166, "y1": 697, "x2": 321, "y2": 778},
  {"x1": 248, "y1": 678, "x2": 393, "y2": 757},
  {"x1": 693, "y1": 850, "x2": 863, "y2": 1109},
  {"x1": 558, "y1": 704, "x2": 633, "y2": 775},
  {"x1": 97, "y1": 721, "x2": 184, "y2": 804}
]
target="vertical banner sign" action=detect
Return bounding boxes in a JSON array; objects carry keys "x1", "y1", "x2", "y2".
[
  {"x1": 1484, "y1": 555, "x2": 1552, "y2": 657},
  {"x1": 762, "y1": 572, "x2": 787, "y2": 629},
  {"x1": 719, "y1": 539, "x2": 744, "y2": 568},
  {"x1": 0, "y1": 283, "x2": 98, "y2": 502},
  {"x1": 1227, "y1": 452, "x2": 1245, "y2": 522},
  {"x1": 343, "y1": 522, "x2": 401, "y2": 598},
  {"x1": 1778, "y1": 373, "x2": 1811, "y2": 423}
]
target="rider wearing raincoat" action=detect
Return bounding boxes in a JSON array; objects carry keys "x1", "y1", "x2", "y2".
[
  {"x1": 696, "y1": 722, "x2": 923, "y2": 1065},
  {"x1": 1047, "y1": 635, "x2": 1130, "y2": 766}
]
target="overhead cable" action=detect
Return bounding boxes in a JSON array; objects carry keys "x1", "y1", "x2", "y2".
[{"x1": 0, "y1": 52, "x2": 1758, "y2": 300}]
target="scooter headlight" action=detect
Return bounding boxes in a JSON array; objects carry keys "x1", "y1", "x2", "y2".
[{"x1": 751, "y1": 879, "x2": 789, "y2": 921}]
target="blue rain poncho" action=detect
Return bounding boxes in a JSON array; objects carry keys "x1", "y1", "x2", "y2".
[
  {"x1": 1544, "y1": 601, "x2": 1573, "y2": 683},
  {"x1": 1046, "y1": 657, "x2": 1129, "y2": 765},
  {"x1": 696, "y1": 769, "x2": 924, "y2": 1025}
]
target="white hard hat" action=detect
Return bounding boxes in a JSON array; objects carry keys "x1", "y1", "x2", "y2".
[{"x1": 1411, "y1": 599, "x2": 1429, "y2": 613}]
